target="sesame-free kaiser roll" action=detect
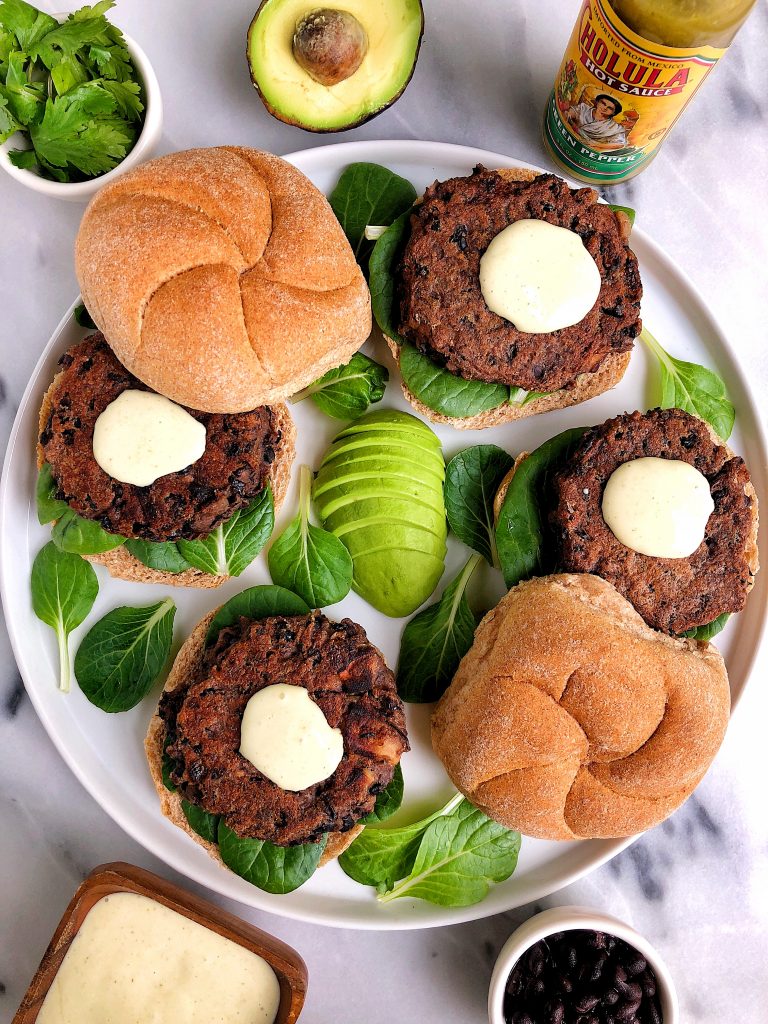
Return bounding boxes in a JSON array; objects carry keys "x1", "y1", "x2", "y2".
[
  {"x1": 75, "y1": 147, "x2": 371, "y2": 413},
  {"x1": 431, "y1": 574, "x2": 730, "y2": 840}
]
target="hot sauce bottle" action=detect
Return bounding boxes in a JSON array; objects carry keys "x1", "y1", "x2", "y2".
[{"x1": 543, "y1": 0, "x2": 757, "y2": 185}]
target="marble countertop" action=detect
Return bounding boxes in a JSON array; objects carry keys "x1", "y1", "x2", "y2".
[{"x1": 2, "y1": 0, "x2": 767, "y2": 1020}]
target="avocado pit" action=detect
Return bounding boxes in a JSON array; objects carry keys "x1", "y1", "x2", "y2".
[{"x1": 293, "y1": 8, "x2": 368, "y2": 86}]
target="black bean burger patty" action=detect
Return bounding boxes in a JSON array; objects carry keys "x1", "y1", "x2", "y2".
[
  {"x1": 161, "y1": 612, "x2": 409, "y2": 846},
  {"x1": 40, "y1": 335, "x2": 282, "y2": 543},
  {"x1": 550, "y1": 408, "x2": 756, "y2": 634},
  {"x1": 398, "y1": 168, "x2": 642, "y2": 391}
]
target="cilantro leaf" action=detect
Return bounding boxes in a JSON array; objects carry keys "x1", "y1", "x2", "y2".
[
  {"x1": 60, "y1": 79, "x2": 119, "y2": 116},
  {"x1": 0, "y1": 88, "x2": 20, "y2": 139},
  {"x1": 29, "y1": 15, "x2": 112, "y2": 70},
  {"x1": 4, "y1": 51, "x2": 45, "y2": 125},
  {"x1": 101, "y1": 77, "x2": 142, "y2": 118},
  {"x1": 70, "y1": 1, "x2": 117, "y2": 20},
  {"x1": 7, "y1": 144, "x2": 36, "y2": 168},
  {"x1": 50, "y1": 53, "x2": 89, "y2": 95},
  {"x1": 86, "y1": 37, "x2": 132, "y2": 81},
  {"x1": 29, "y1": 94, "x2": 132, "y2": 177},
  {"x1": 0, "y1": 26, "x2": 16, "y2": 65},
  {"x1": 0, "y1": 0, "x2": 57, "y2": 52}
]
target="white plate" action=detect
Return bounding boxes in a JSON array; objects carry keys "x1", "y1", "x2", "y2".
[{"x1": 2, "y1": 140, "x2": 766, "y2": 930}]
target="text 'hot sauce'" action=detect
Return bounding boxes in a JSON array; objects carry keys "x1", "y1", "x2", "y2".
[{"x1": 543, "y1": 0, "x2": 757, "y2": 184}]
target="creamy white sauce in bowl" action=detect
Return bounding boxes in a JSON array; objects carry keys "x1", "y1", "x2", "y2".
[{"x1": 36, "y1": 892, "x2": 281, "y2": 1024}]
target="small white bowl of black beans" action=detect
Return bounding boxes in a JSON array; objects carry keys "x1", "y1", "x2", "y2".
[{"x1": 488, "y1": 906, "x2": 679, "y2": 1024}]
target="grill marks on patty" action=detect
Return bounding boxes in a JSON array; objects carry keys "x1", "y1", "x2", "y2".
[
  {"x1": 398, "y1": 168, "x2": 642, "y2": 391},
  {"x1": 40, "y1": 334, "x2": 282, "y2": 542},
  {"x1": 160, "y1": 613, "x2": 409, "y2": 846},
  {"x1": 550, "y1": 408, "x2": 756, "y2": 635}
]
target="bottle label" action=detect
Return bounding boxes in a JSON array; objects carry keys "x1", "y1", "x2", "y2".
[{"x1": 544, "y1": 0, "x2": 726, "y2": 183}]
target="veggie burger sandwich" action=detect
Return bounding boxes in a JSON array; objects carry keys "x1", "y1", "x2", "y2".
[
  {"x1": 379, "y1": 166, "x2": 642, "y2": 428},
  {"x1": 146, "y1": 597, "x2": 410, "y2": 881},
  {"x1": 37, "y1": 147, "x2": 371, "y2": 586}
]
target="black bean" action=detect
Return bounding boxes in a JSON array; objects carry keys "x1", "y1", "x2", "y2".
[
  {"x1": 640, "y1": 970, "x2": 656, "y2": 997},
  {"x1": 590, "y1": 953, "x2": 607, "y2": 981},
  {"x1": 544, "y1": 999, "x2": 565, "y2": 1024},
  {"x1": 574, "y1": 994, "x2": 600, "y2": 1013},
  {"x1": 626, "y1": 954, "x2": 647, "y2": 976},
  {"x1": 647, "y1": 1001, "x2": 663, "y2": 1024}
]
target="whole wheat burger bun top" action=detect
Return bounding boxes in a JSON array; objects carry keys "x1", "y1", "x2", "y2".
[
  {"x1": 431, "y1": 573, "x2": 730, "y2": 841},
  {"x1": 75, "y1": 146, "x2": 371, "y2": 413}
]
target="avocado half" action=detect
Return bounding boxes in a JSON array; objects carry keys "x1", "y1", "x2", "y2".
[{"x1": 247, "y1": 0, "x2": 424, "y2": 132}]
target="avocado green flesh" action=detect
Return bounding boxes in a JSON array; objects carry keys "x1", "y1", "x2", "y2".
[
  {"x1": 323, "y1": 501, "x2": 446, "y2": 537},
  {"x1": 352, "y1": 550, "x2": 445, "y2": 617},
  {"x1": 324, "y1": 431, "x2": 443, "y2": 461},
  {"x1": 338, "y1": 409, "x2": 440, "y2": 437},
  {"x1": 313, "y1": 471, "x2": 442, "y2": 506},
  {"x1": 314, "y1": 458, "x2": 445, "y2": 496},
  {"x1": 247, "y1": 0, "x2": 424, "y2": 132},
  {"x1": 315, "y1": 408, "x2": 446, "y2": 616}
]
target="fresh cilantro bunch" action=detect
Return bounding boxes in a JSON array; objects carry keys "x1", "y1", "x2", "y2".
[{"x1": 0, "y1": 0, "x2": 144, "y2": 181}]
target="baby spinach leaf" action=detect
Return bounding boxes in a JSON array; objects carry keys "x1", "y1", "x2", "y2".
[
  {"x1": 178, "y1": 486, "x2": 274, "y2": 577},
  {"x1": 681, "y1": 613, "x2": 730, "y2": 643},
  {"x1": 293, "y1": 353, "x2": 389, "y2": 421},
  {"x1": 181, "y1": 800, "x2": 220, "y2": 843},
  {"x1": 36, "y1": 462, "x2": 68, "y2": 524},
  {"x1": 268, "y1": 465, "x2": 353, "y2": 607},
  {"x1": 368, "y1": 207, "x2": 412, "y2": 345},
  {"x1": 31, "y1": 541, "x2": 98, "y2": 693},
  {"x1": 329, "y1": 162, "x2": 417, "y2": 270},
  {"x1": 444, "y1": 445, "x2": 514, "y2": 566},
  {"x1": 124, "y1": 538, "x2": 192, "y2": 575},
  {"x1": 74, "y1": 302, "x2": 96, "y2": 328},
  {"x1": 51, "y1": 507, "x2": 126, "y2": 554},
  {"x1": 378, "y1": 800, "x2": 521, "y2": 907},
  {"x1": 74, "y1": 597, "x2": 175, "y2": 712},
  {"x1": 361, "y1": 764, "x2": 404, "y2": 824},
  {"x1": 340, "y1": 794, "x2": 463, "y2": 892},
  {"x1": 495, "y1": 427, "x2": 586, "y2": 589},
  {"x1": 641, "y1": 328, "x2": 735, "y2": 440},
  {"x1": 608, "y1": 203, "x2": 635, "y2": 227},
  {"x1": 206, "y1": 585, "x2": 310, "y2": 647},
  {"x1": 399, "y1": 343, "x2": 509, "y2": 419},
  {"x1": 397, "y1": 555, "x2": 481, "y2": 703},
  {"x1": 218, "y1": 822, "x2": 326, "y2": 894}
]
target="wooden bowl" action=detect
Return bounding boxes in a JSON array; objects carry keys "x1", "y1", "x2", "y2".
[{"x1": 13, "y1": 862, "x2": 307, "y2": 1023}]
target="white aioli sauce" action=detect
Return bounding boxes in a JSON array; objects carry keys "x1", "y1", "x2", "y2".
[
  {"x1": 240, "y1": 684, "x2": 344, "y2": 791},
  {"x1": 92, "y1": 390, "x2": 206, "y2": 487},
  {"x1": 37, "y1": 892, "x2": 280, "y2": 1024},
  {"x1": 479, "y1": 219, "x2": 601, "y2": 333},
  {"x1": 602, "y1": 457, "x2": 714, "y2": 558}
]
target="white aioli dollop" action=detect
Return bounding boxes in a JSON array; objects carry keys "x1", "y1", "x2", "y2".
[
  {"x1": 602, "y1": 457, "x2": 714, "y2": 558},
  {"x1": 479, "y1": 219, "x2": 601, "y2": 333},
  {"x1": 92, "y1": 390, "x2": 206, "y2": 487},
  {"x1": 36, "y1": 892, "x2": 280, "y2": 1024},
  {"x1": 240, "y1": 684, "x2": 344, "y2": 791}
]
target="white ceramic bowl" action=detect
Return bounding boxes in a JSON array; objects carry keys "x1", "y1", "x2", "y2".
[
  {"x1": 488, "y1": 906, "x2": 679, "y2": 1024},
  {"x1": 0, "y1": 30, "x2": 162, "y2": 201}
]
